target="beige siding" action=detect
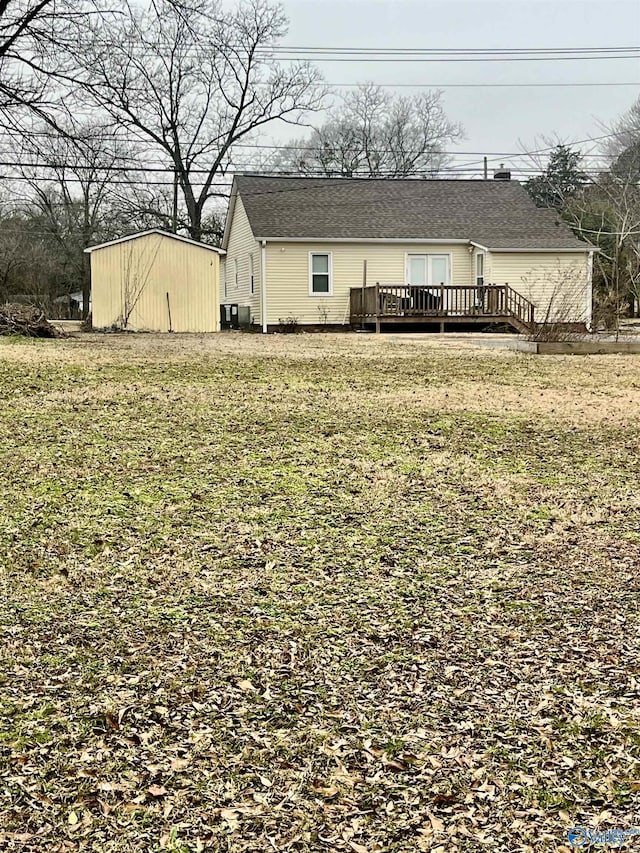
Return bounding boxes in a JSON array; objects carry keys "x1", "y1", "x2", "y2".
[
  {"x1": 265, "y1": 242, "x2": 473, "y2": 325},
  {"x1": 222, "y1": 196, "x2": 261, "y2": 322},
  {"x1": 490, "y1": 251, "x2": 590, "y2": 323},
  {"x1": 91, "y1": 233, "x2": 220, "y2": 332}
]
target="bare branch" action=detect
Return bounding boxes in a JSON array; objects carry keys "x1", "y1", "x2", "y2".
[
  {"x1": 272, "y1": 83, "x2": 462, "y2": 178},
  {"x1": 75, "y1": 0, "x2": 327, "y2": 240}
]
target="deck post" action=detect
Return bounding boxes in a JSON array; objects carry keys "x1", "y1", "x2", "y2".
[{"x1": 375, "y1": 282, "x2": 380, "y2": 334}]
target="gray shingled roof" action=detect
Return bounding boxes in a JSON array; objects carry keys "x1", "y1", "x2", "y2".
[{"x1": 234, "y1": 175, "x2": 590, "y2": 250}]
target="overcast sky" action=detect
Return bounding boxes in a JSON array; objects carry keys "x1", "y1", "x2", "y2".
[{"x1": 279, "y1": 0, "x2": 640, "y2": 169}]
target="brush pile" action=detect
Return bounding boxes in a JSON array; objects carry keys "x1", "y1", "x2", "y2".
[{"x1": 0, "y1": 303, "x2": 61, "y2": 338}]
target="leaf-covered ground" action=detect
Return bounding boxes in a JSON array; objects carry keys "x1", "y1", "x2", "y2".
[{"x1": 0, "y1": 332, "x2": 639, "y2": 852}]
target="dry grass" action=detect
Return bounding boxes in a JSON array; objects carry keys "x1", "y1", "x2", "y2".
[{"x1": 0, "y1": 332, "x2": 639, "y2": 852}]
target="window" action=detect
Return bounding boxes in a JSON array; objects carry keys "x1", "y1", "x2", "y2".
[
  {"x1": 310, "y1": 252, "x2": 332, "y2": 295},
  {"x1": 476, "y1": 253, "x2": 484, "y2": 286},
  {"x1": 406, "y1": 254, "x2": 450, "y2": 287},
  {"x1": 249, "y1": 254, "x2": 255, "y2": 295}
]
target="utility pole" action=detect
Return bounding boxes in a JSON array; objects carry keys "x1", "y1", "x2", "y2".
[{"x1": 483, "y1": 157, "x2": 488, "y2": 180}]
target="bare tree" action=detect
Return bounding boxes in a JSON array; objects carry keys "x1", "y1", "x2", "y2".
[
  {"x1": 0, "y1": 208, "x2": 62, "y2": 305},
  {"x1": 273, "y1": 84, "x2": 463, "y2": 178},
  {"x1": 15, "y1": 121, "x2": 131, "y2": 318},
  {"x1": 0, "y1": 204, "x2": 30, "y2": 297},
  {"x1": 565, "y1": 175, "x2": 640, "y2": 331},
  {"x1": 0, "y1": 0, "x2": 57, "y2": 110},
  {"x1": 0, "y1": 0, "x2": 104, "y2": 127},
  {"x1": 520, "y1": 130, "x2": 640, "y2": 329},
  {"x1": 117, "y1": 235, "x2": 162, "y2": 330},
  {"x1": 604, "y1": 95, "x2": 640, "y2": 180},
  {"x1": 76, "y1": 0, "x2": 326, "y2": 241},
  {"x1": 519, "y1": 264, "x2": 590, "y2": 340}
]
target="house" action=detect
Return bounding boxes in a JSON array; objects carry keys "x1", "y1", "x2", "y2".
[
  {"x1": 52, "y1": 291, "x2": 87, "y2": 320},
  {"x1": 85, "y1": 229, "x2": 224, "y2": 332},
  {"x1": 221, "y1": 174, "x2": 595, "y2": 333}
]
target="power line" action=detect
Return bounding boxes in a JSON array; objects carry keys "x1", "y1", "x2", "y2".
[
  {"x1": 0, "y1": 134, "x2": 625, "y2": 202},
  {"x1": 0, "y1": 168, "x2": 615, "y2": 188},
  {"x1": 257, "y1": 55, "x2": 640, "y2": 64},
  {"x1": 323, "y1": 82, "x2": 640, "y2": 88},
  {"x1": 247, "y1": 45, "x2": 640, "y2": 54},
  {"x1": 0, "y1": 161, "x2": 615, "y2": 178},
  {"x1": 0, "y1": 153, "x2": 611, "y2": 173},
  {"x1": 109, "y1": 41, "x2": 640, "y2": 63},
  {"x1": 130, "y1": 51, "x2": 640, "y2": 65},
  {"x1": 0, "y1": 131, "x2": 621, "y2": 172},
  {"x1": 181, "y1": 45, "x2": 640, "y2": 58},
  {"x1": 0, "y1": 135, "x2": 618, "y2": 158},
  {"x1": 245, "y1": 47, "x2": 640, "y2": 64}
]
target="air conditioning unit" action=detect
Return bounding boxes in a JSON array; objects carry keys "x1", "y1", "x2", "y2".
[
  {"x1": 237, "y1": 306, "x2": 251, "y2": 329},
  {"x1": 220, "y1": 304, "x2": 239, "y2": 329}
]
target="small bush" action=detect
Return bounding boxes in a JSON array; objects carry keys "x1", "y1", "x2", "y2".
[
  {"x1": 591, "y1": 291, "x2": 621, "y2": 332},
  {"x1": 277, "y1": 316, "x2": 301, "y2": 334}
]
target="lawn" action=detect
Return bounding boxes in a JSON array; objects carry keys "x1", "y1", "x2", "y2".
[{"x1": 0, "y1": 332, "x2": 639, "y2": 853}]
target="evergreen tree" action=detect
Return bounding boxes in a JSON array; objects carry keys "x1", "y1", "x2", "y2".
[{"x1": 526, "y1": 145, "x2": 588, "y2": 210}]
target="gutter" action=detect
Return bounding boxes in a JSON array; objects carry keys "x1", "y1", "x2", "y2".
[
  {"x1": 257, "y1": 237, "x2": 471, "y2": 245},
  {"x1": 487, "y1": 247, "x2": 598, "y2": 254},
  {"x1": 255, "y1": 236, "x2": 596, "y2": 253}
]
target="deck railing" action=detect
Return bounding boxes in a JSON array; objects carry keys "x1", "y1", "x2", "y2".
[{"x1": 350, "y1": 283, "x2": 535, "y2": 330}]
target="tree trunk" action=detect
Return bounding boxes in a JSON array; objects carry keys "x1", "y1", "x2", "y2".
[
  {"x1": 82, "y1": 251, "x2": 91, "y2": 324},
  {"x1": 187, "y1": 205, "x2": 203, "y2": 242}
]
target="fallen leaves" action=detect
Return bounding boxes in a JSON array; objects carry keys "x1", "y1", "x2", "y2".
[
  {"x1": 147, "y1": 785, "x2": 168, "y2": 798},
  {"x1": 0, "y1": 334, "x2": 639, "y2": 851}
]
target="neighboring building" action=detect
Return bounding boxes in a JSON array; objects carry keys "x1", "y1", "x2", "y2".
[
  {"x1": 222, "y1": 174, "x2": 595, "y2": 333},
  {"x1": 52, "y1": 291, "x2": 87, "y2": 320},
  {"x1": 86, "y1": 230, "x2": 224, "y2": 332}
]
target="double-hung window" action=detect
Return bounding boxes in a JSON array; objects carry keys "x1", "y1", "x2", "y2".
[{"x1": 309, "y1": 252, "x2": 332, "y2": 295}]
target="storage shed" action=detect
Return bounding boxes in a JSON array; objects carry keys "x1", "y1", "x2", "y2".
[{"x1": 85, "y1": 230, "x2": 224, "y2": 332}]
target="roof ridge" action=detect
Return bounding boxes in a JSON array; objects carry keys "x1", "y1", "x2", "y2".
[{"x1": 236, "y1": 173, "x2": 518, "y2": 185}]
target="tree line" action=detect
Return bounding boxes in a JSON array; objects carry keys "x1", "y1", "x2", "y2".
[
  {"x1": 0, "y1": 0, "x2": 638, "y2": 325},
  {"x1": 524, "y1": 101, "x2": 640, "y2": 325}
]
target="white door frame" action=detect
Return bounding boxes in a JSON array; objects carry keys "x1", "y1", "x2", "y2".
[{"x1": 405, "y1": 253, "x2": 452, "y2": 287}]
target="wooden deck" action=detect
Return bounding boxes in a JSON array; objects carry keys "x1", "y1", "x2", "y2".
[{"x1": 350, "y1": 284, "x2": 535, "y2": 333}]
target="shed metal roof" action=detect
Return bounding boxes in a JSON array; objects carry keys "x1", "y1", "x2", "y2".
[{"x1": 85, "y1": 229, "x2": 225, "y2": 254}]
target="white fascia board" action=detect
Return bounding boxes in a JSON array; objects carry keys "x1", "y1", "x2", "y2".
[
  {"x1": 84, "y1": 229, "x2": 225, "y2": 254},
  {"x1": 259, "y1": 237, "x2": 472, "y2": 245},
  {"x1": 487, "y1": 247, "x2": 596, "y2": 254},
  {"x1": 221, "y1": 180, "x2": 239, "y2": 251}
]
